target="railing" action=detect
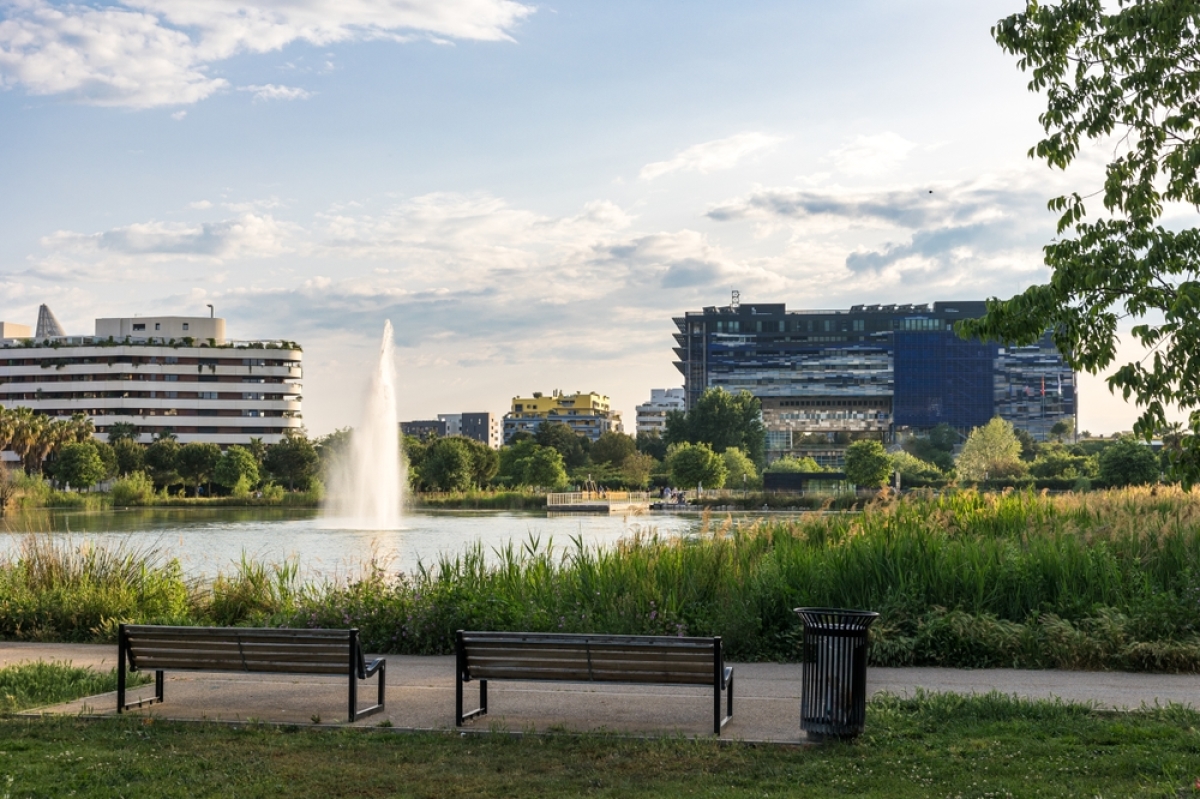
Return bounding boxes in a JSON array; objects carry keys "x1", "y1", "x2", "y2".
[{"x1": 546, "y1": 491, "x2": 652, "y2": 507}]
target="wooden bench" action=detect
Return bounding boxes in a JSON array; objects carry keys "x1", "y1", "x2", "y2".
[
  {"x1": 455, "y1": 631, "x2": 733, "y2": 735},
  {"x1": 117, "y1": 625, "x2": 385, "y2": 722}
]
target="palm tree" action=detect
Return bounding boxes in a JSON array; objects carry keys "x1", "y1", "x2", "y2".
[
  {"x1": 0, "y1": 406, "x2": 15, "y2": 454},
  {"x1": 8, "y1": 408, "x2": 43, "y2": 474},
  {"x1": 67, "y1": 412, "x2": 95, "y2": 444}
]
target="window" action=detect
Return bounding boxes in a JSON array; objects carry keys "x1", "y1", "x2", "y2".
[
  {"x1": 165, "y1": 391, "x2": 178, "y2": 399},
  {"x1": 198, "y1": 375, "x2": 218, "y2": 382},
  {"x1": 154, "y1": 323, "x2": 161, "y2": 331},
  {"x1": 132, "y1": 323, "x2": 145, "y2": 331},
  {"x1": 199, "y1": 391, "x2": 218, "y2": 399},
  {"x1": 165, "y1": 374, "x2": 178, "y2": 382},
  {"x1": 165, "y1": 356, "x2": 178, "y2": 364},
  {"x1": 198, "y1": 426, "x2": 217, "y2": 434},
  {"x1": 182, "y1": 323, "x2": 189, "y2": 331},
  {"x1": 198, "y1": 409, "x2": 218, "y2": 416}
]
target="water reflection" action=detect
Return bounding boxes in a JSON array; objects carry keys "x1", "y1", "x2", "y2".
[{"x1": 0, "y1": 508, "x2": 704, "y2": 581}]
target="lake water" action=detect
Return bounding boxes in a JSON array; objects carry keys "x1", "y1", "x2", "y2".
[{"x1": 0, "y1": 508, "x2": 709, "y2": 581}]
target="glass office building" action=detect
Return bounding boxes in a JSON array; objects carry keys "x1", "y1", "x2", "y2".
[{"x1": 673, "y1": 299, "x2": 1075, "y2": 464}]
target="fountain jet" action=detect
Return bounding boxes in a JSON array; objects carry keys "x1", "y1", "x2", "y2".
[{"x1": 323, "y1": 321, "x2": 404, "y2": 529}]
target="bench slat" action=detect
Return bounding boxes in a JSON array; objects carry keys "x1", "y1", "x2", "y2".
[
  {"x1": 130, "y1": 658, "x2": 351, "y2": 675},
  {"x1": 467, "y1": 665, "x2": 717, "y2": 684},
  {"x1": 131, "y1": 650, "x2": 348, "y2": 667},
  {"x1": 466, "y1": 655, "x2": 713, "y2": 672},
  {"x1": 465, "y1": 649, "x2": 713, "y2": 664},
  {"x1": 461, "y1": 635, "x2": 715, "y2": 649},
  {"x1": 126, "y1": 631, "x2": 348, "y2": 644}
]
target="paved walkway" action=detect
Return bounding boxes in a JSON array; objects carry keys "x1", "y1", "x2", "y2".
[{"x1": 6, "y1": 642, "x2": 1200, "y2": 743}]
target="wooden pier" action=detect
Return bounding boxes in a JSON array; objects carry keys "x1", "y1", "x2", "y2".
[{"x1": 545, "y1": 491, "x2": 652, "y2": 513}]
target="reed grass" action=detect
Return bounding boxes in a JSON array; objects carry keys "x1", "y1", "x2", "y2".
[
  {"x1": 414, "y1": 489, "x2": 548, "y2": 510},
  {"x1": 7, "y1": 487, "x2": 1200, "y2": 670},
  {"x1": 0, "y1": 660, "x2": 149, "y2": 712}
]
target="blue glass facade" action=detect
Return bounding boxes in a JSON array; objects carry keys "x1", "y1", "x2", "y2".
[{"x1": 893, "y1": 331, "x2": 997, "y2": 429}]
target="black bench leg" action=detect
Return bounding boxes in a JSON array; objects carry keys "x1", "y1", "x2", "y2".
[
  {"x1": 156, "y1": 670, "x2": 164, "y2": 703},
  {"x1": 727, "y1": 671, "x2": 733, "y2": 719},
  {"x1": 714, "y1": 681, "x2": 721, "y2": 736},
  {"x1": 117, "y1": 626, "x2": 126, "y2": 714}
]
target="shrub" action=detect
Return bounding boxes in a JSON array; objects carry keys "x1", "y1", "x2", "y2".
[{"x1": 110, "y1": 471, "x2": 156, "y2": 506}]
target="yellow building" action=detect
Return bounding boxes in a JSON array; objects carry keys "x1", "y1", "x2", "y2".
[{"x1": 503, "y1": 390, "x2": 617, "y2": 443}]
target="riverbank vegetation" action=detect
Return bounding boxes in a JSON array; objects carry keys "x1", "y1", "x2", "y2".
[
  {"x1": 8, "y1": 488, "x2": 1200, "y2": 672},
  {"x1": 3, "y1": 692, "x2": 1200, "y2": 797},
  {"x1": 0, "y1": 388, "x2": 1175, "y2": 514}
]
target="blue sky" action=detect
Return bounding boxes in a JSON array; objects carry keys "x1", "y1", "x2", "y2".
[{"x1": 0, "y1": 0, "x2": 1149, "y2": 435}]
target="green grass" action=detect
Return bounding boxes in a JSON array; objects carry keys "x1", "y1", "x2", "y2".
[
  {"x1": 2, "y1": 693, "x2": 1200, "y2": 796},
  {"x1": 0, "y1": 661, "x2": 148, "y2": 713}
]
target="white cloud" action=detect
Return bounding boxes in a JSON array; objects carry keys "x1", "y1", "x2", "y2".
[
  {"x1": 240, "y1": 83, "x2": 311, "y2": 101},
  {"x1": 639, "y1": 132, "x2": 783, "y2": 181},
  {"x1": 0, "y1": 0, "x2": 534, "y2": 107},
  {"x1": 170, "y1": 110, "x2": 187, "y2": 120},
  {"x1": 827, "y1": 132, "x2": 917, "y2": 177},
  {"x1": 40, "y1": 212, "x2": 296, "y2": 263}
]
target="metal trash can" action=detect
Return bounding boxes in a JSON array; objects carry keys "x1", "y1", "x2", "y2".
[{"x1": 794, "y1": 607, "x2": 879, "y2": 740}]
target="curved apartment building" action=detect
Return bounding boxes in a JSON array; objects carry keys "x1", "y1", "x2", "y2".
[{"x1": 0, "y1": 312, "x2": 302, "y2": 446}]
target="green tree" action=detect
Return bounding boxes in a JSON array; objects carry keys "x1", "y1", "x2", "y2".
[
  {"x1": 902, "y1": 427, "x2": 956, "y2": 473},
  {"x1": 620, "y1": 451, "x2": 657, "y2": 489},
  {"x1": 721, "y1": 447, "x2": 759, "y2": 491},
  {"x1": 264, "y1": 432, "x2": 319, "y2": 490},
  {"x1": 590, "y1": 432, "x2": 637, "y2": 468},
  {"x1": 111, "y1": 438, "x2": 144, "y2": 477},
  {"x1": 891, "y1": 450, "x2": 944, "y2": 483},
  {"x1": 55, "y1": 441, "x2": 106, "y2": 490},
  {"x1": 664, "y1": 388, "x2": 766, "y2": 464},
  {"x1": 93, "y1": 440, "x2": 119, "y2": 481},
  {"x1": 422, "y1": 437, "x2": 474, "y2": 492},
  {"x1": 961, "y1": 1, "x2": 1200, "y2": 486},
  {"x1": 402, "y1": 434, "x2": 429, "y2": 490},
  {"x1": 534, "y1": 422, "x2": 589, "y2": 470},
  {"x1": 957, "y1": 418, "x2": 1025, "y2": 482},
  {"x1": 765, "y1": 455, "x2": 824, "y2": 473},
  {"x1": 106, "y1": 422, "x2": 139, "y2": 444},
  {"x1": 463, "y1": 438, "x2": 499, "y2": 487},
  {"x1": 523, "y1": 447, "x2": 568, "y2": 489},
  {"x1": 844, "y1": 440, "x2": 892, "y2": 489},
  {"x1": 313, "y1": 427, "x2": 352, "y2": 476},
  {"x1": 636, "y1": 430, "x2": 668, "y2": 462},
  {"x1": 144, "y1": 436, "x2": 181, "y2": 489},
  {"x1": 1098, "y1": 437, "x2": 1160, "y2": 488},
  {"x1": 177, "y1": 442, "x2": 221, "y2": 496},
  {"x1": 1029, "y1": 443, "x2": 1095, "y2": 480},
  {"x1": 497, "y1": 439, "x2": 539, "y2": 487},
  {"x1": 667, "y1": 443, "x2": 727, "y2": 490},
  {"x1": 214, "y1": 446, "x2": 260, "y2": 494}
]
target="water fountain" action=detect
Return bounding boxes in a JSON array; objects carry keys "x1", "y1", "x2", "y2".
[{"x1": 322, "y1": 321, "x2": 404, "y2": 529}]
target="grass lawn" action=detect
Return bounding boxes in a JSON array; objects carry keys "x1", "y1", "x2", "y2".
[{"x1": 2, "y1": 691, "x2": 1200, "y2": 797}]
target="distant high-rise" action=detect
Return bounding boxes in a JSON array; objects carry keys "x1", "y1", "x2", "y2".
[
  {"x1": 1, "y1": 311, "x2": 302, "y2": 446},
  {"x1": 35, "y1": 304, "x2": 65, "y2": 338},
  {"x1": 673, "y1": 298, "x2": 1076, "y2": 464}
]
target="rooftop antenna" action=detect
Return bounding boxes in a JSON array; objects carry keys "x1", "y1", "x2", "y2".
[
  {"x1": 731, "y1": 289, "x2": 740, "y2": 310},
  {"x1": 206, "y1": 304, "x2": 214, "y2": 318}
]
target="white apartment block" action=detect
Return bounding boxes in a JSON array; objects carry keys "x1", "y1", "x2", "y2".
[
  {"x1": 0, "y1": 311, "x2": 303, "y2": 446},
  {"x1": 635, "y1": 387, "x2": 685, "y2": 436}
]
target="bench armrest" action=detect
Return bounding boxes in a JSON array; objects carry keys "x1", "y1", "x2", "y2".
[{"x1": 362, "y1": 657, "x2": 385, "y2": 679}]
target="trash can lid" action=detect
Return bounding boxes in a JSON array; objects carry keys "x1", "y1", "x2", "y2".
[{"x1": 793, "y1": 607, "x2": 879, "y2": 630}]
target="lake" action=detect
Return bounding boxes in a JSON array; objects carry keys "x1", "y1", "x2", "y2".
[{"x1": 0, "y1": 508, "x2": 711, "y2": 581}]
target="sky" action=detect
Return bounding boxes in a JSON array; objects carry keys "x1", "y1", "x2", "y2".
[{"x1": 0, "y1": 0, "x2": 1161, "y2": 436}]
